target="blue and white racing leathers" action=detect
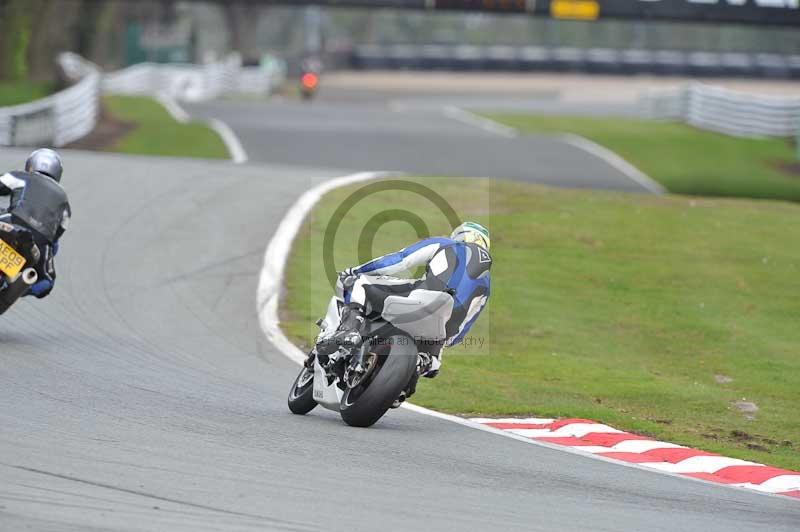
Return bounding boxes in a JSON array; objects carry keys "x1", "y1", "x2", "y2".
[{"x1": 347, "y1": 236, "x2": 491, "y2": 350}]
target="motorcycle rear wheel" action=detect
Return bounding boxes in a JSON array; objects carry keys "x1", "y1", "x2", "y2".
[
  {"x1": 339, "y1": 334, "x2": 418, "y2": 428},
  {"x1": 0, "y1": 268, "x2": 38, "y2": 316},
  {"x1": 287, "y1": 365, "x2": 317, "y2": 415}
]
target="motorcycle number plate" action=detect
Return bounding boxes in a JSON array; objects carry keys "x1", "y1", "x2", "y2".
[{"x1": 0, "y1": 238, "x2": 25, "y2": 279}]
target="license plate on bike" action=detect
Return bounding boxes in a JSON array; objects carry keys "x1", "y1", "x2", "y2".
[{"x1": 0, "y1": 238, "x2": 25, "y2": 279}]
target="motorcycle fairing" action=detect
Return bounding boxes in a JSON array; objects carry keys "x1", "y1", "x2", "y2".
[
  {"x1": 312, "y1": 357, "x2": 344, "y2": 411},
  {"x1": 380, "y1": 289, "x2": 453, "y2": 341}
]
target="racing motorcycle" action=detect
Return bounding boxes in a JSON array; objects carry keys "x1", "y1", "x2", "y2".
[
  {"x1": 299, "y1": 57, "x2": 321, "y2": 101},
  {"x1": 0, "y1": 221, "x2": 39, "y2": 315},
  {"x1": 288, "y1": 274, "x2": 450, "y2": 427},
  {"x1": 299, "y1": 69, "x2": 319, "y2": 101}
]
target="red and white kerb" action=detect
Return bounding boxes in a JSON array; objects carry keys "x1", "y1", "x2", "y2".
[{"x1": 471, "y1": 417, "x2": 800, "y2": 500}]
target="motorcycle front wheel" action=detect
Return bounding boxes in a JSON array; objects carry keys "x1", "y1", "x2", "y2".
[
  {"x1": 287, "y1": 364, "x2": 317, "y2": 415},
  {"x1": 339, "y1": 334, "x2": 418, "y2": 428}
]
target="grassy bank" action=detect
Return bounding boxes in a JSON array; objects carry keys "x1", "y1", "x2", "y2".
[
  {"x1": 280, "y1": 176, "x2": 800, "y2": 471},
  {"x1": 485, "y1": 114, "x2": 800, "y2": 202},
  {"x1": 0, "y1": 80, "x2": 55, "y2": 106},
  {"x1": 103, "y1": 95, "x2": 229, "y2": 159}
]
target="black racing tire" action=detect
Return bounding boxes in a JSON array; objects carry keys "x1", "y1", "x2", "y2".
[
  {"x1": 339, "y1": 334, "x2": 418, "y2": 428},
  {"x1": 287, "y1": 365, "x2": 317, "y2": 415},
  {"x1": 0, "y1": 273, "x2": 32, "y2": 316}
]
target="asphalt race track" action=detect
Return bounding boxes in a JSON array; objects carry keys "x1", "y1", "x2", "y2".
[
  {"x1": 185, "y1": 90, "x2": 647, "y2": 192},
  {"x1": 1, "y1": 97, "x2": 799, "y2": 530}
]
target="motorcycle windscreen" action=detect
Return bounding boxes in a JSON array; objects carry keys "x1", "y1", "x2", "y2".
[{"x1": 381, "y1": 289, "x2": 453, "y2": 341}]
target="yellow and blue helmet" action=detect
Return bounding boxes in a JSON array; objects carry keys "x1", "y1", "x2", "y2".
[{"x1": 450, "y1": 221, "x2": 490, "y2": 250}]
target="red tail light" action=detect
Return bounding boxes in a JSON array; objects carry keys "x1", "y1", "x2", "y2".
[{"x1": 301, "y1": 72, "x2": 319, "y2": 89}]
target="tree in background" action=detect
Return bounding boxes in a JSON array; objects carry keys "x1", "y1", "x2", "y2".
[
  {"x1": 74, "y1": 0, "x2": 124, "y2": 69},
  {"x1": 0, "y1": 0, "x2": 36, "y2": 80},
  {"x1": 220, "y1": 2, "x2": 265, "y2": 63},
  {"x1": 26, "y1": 0, "x2": 85, "y2": 80},
  {"x1": 0, "y1": 0, "x2": 138, "y2": 83}
]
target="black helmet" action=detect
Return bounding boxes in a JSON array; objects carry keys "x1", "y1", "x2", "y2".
[{"x1": 25, "y1": 148, "x2": 63, "y2": 182}]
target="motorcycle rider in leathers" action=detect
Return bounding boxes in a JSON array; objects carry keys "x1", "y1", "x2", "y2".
[
  {"x1": 0, "y1": 149, "x2": 70, "y2": 299},
  {"x1": 320, "y1": 221, "x2": 492, "y2": 406}
]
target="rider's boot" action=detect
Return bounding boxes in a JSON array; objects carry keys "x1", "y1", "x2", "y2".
[
  {"x1": 331, "y1": 303, "x2": 366, "y2": 349},
  {"x1": 417, "y1": 351, "x2": 442, "y2": 379},
  {"x1": 317, "y1": 304, "x2": 366, "y2": 356},
  {"x1": 423, "y1": 355, "x2": 441, "y2": 378}
]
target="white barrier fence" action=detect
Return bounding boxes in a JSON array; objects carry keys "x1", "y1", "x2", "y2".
[
  {"x1": 102, "y1": 53, "x2": 285, "y2": 102},
  {"x1": 0, "y1": 53, "x2": 100, "y2": 147},
  {"x1": 640, "y1": 83, "x2": 800, "y2": 138},
  {"x1": 0, "y1": 53, "x2": 285, "y2": 147}
]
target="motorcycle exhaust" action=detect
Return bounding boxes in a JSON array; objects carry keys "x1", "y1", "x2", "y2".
[
  {"x1": 21, "y1": 268, "x2": 38, "y2": 286},
  {"x1": 0, "y1": 267, "x2": 39, "y2": 315}
]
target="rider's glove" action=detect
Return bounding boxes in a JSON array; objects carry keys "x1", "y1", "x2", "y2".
[{"x1": 338, "y1": 268, "x2": 358, "y2": 289}]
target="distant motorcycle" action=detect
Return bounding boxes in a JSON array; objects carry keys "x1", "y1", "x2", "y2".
[
  {"x1": 0, "y1": 221, "x2": 39, "y2": 315},
  {"x1": 288, "y1": 274, "x2": 447, "y2": 427},
  {"x1": 299, "y1": 69, "x2": 319, "y2": 101}
]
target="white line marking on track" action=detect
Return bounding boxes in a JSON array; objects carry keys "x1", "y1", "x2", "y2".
[
  {"x1": 559, "y1": 133, "x2": 666, "y2": 195},
  {"x1": 440, "y1": 109, "x2": 665, "y2": 196},
  {"x1": 257, "y1": 171, "x2": 397, "y2": 366},
  {"x1": 442, "y1": 106, "x2": 519, "y2": 138},
  {"x1": 208, "y1": 118, "x2": 248, "y2": 164},
  {"x1": 256, "y1": 171, "x2": 793, "y2": 503},
  {"x1": 153, "y1": 92, "x2": 248, "y2": 164},
  {"x1": 155, "y1": 92, "x2": 191, "y2": 123}
]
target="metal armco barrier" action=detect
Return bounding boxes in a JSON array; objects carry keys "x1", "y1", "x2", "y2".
[
  {"x1": 640, "y1": 83, "x2": 800, "y2": 138},
  {"x1": 101, "y1": 54, "x2": 285, "y2": 102},
  {"x1": 0, "y1": 53, "x2": 100, "y2": 148},
  {"x1": 0, "y1": 53, "x2": 286, "y2": 147}
]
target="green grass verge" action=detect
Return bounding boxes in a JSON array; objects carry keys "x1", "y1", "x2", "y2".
[
  {"x1": 0, "y1": 80, "x2": 56, "y2": 106},
  {"x1": 485, "y1": 114, "x2": 800, "y2": 203},
  {"x1": 103, "y1": 95, "x2": 229, "y2": 159},
  {"x1": 280, "y1": 176, "x2": 800, "y2": 471}
]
